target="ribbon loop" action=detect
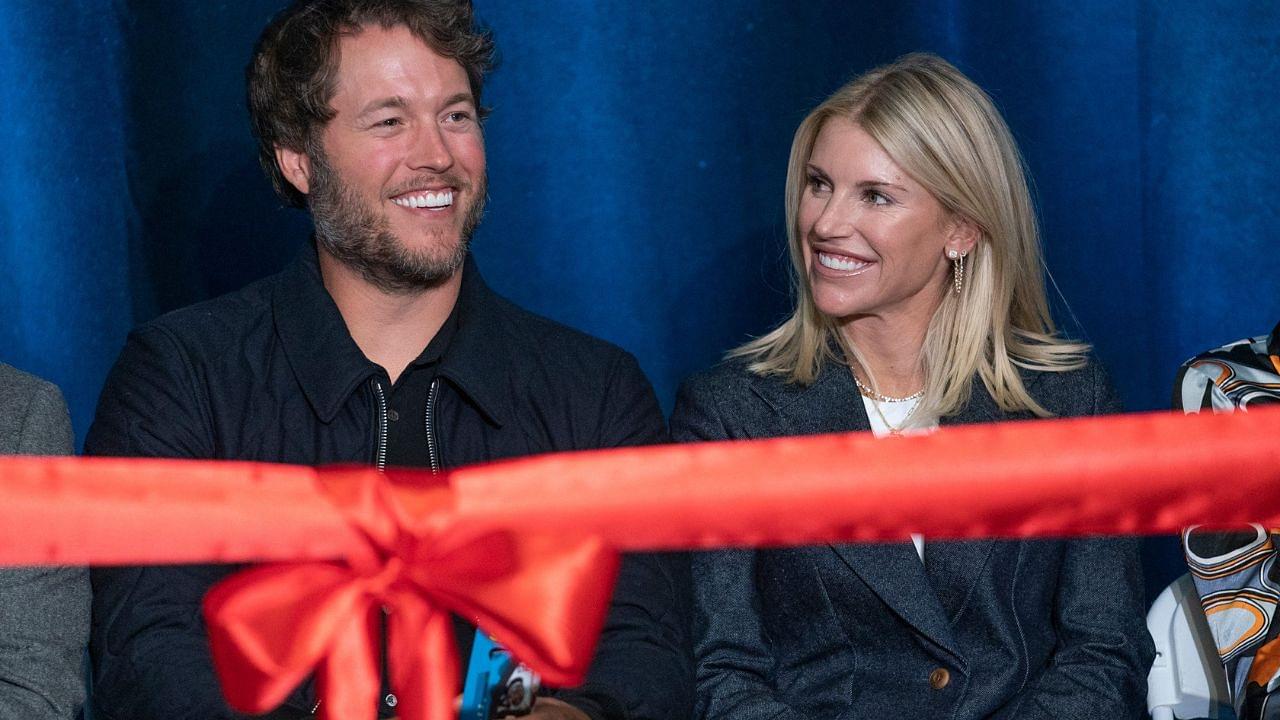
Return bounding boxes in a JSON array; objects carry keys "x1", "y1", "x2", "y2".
[{"x1": 204, "y1": 469, "x2": 620, "y2": 720}]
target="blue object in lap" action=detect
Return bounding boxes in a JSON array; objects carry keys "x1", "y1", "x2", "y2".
[{"x1": 460, "y1": 631, "x2": 536, "y2": 719}]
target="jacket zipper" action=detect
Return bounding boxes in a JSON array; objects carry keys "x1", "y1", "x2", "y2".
[
  {"x1": 372, "y1": 379, "x2": 389, "y2": 472},
  {"x1": 425, "y1": 378, "x2": 441, "y2": 474},
  {"x1": 313, "y1": 378, "x2": 391, "y2": 717},
  {"x1": 373, "y1": 379, "x2": 395, "y2": 715}
]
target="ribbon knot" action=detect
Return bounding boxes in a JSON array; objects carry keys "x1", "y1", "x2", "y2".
[
  {"x1": 364, "y1": 556, "x2": 405, "y2": 597},
  {"x1": 203, "y1": 468, "x2": 619, "y2": 720}
]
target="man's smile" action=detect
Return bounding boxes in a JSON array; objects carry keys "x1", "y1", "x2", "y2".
[{"x1": 391, "y1": 188, "x2": 454, "y2": 210}]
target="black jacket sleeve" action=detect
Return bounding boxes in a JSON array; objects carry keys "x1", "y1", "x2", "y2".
[
  {"x1": 551, "y1": 351, "x2": 694, "y2": 720},
  {"x1": 85, "y1": 326, "x2": 250, "y2": 720}
]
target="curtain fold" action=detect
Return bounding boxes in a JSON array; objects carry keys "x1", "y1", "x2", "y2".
[{"x1": 0, "y1": 1, "x2": 135, "y2": 439}]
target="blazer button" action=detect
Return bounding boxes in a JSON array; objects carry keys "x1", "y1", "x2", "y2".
[{"x1": 929, "y1": 667, "x2": 951, "y2": 690}]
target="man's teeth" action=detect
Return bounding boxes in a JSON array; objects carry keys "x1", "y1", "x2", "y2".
[
  {"x1": 392, "y1": 190, "x2": 453, "y2": 209},
  {"x1": 818, "y1": 252, "x2": 870, "y2": 271}
]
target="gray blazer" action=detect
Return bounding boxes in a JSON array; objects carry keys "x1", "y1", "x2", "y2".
[
  {"x1": 0, "y1": 364, "x2": 89, "y2": 720},
  {"x1": 670, "y1": 358, "x2": 1154, "y2": 720}
]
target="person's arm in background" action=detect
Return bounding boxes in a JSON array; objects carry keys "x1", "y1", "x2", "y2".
[
  {"x1": 1173, "y1": 344, "x2": 1275, "y2": 719},
  {"x1": 544, "y1": 351, "x2": 693, "y2": 720},
  {"x1": 0, "y1": 370, "x2": 90, "y2": 720},
  {"x1": 668, "y1": 379, "x2": 811, "y2": 720},
  {"x1": 1172, "y1": 358, "x2": 1234, "y2": 413}
]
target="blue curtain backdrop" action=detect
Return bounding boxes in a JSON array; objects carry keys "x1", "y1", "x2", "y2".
[{"x1": 3, "y1": 1, "x2": 1278, "y2": 592}]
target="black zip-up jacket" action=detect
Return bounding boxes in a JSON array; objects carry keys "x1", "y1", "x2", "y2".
[{"x1": 85, "y1": 248, "x2": 691, "y2": 720}]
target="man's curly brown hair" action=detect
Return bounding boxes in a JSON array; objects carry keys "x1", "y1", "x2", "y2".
[{"x1": 247, "y1": 0, "x2": 496, "y2": 208}]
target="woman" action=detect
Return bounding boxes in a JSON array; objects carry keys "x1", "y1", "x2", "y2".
[{"x1": 671, "y1": 54, "x2": 1153, "y2": 719}]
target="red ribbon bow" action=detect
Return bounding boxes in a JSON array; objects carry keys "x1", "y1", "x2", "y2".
[{"x1": 203, "y1": 468, "x2": 619, "y2": 720}]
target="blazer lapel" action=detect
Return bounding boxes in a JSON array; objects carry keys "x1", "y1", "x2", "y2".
[
  {"x1": 828, "y1": 541, "x2": 963, "y2": 662},
  {"x1": 749, "y1": 359, "x2": 866, "y2": 437},
  {"x1": 752, "y1": 362, "x2": 963, "y2": 661}
]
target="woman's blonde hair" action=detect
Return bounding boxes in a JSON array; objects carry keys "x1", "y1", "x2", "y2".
[{"x1": 733, "y1": 53, "x2": 1087, "y2": 418}]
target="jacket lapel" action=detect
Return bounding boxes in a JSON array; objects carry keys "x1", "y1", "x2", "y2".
[
  {"x1": 750, "y1": 360, "x2": 866, "y2": 437},
  {"x1": 752, "y1": 362, "x2": 963, "y2": 661},
  {"x1": 828, "y1": 541, "x2": 962, "y2": 661}
]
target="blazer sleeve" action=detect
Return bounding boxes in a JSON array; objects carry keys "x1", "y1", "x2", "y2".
[
  {"x1": 549, "y1": 350, "x2": 694, "y2": 720},
  {"x1": 992, "y1": 365, "x2": 1155, "y2": 720},
  {"x1": 84, "y1": 327, "x2": 250, "y2": 720},
  {"x1": 0, "y1": 378, "x2": 90, "y2": 720},
  {"x1": 670, "y1": 379, "x2": 811, "y2": 720}
]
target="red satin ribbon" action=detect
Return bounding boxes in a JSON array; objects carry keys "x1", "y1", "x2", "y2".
[
  {"x1": 452, "y1": 405, "x2": 1280, "y2": 546},
  {"x1": 0, "y1": 455, "x2": 359, "y2": 565},
  {"x1": 4, "y1": 407, "x2": 1280, "y2": 717},
  {"x1": 203, "y1": 468, "x2": 618, "y2": 720}
]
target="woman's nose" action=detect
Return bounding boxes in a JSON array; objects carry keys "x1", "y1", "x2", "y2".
[{"x1": 812, "y1": 200, "x2": 855, "y2": 239}]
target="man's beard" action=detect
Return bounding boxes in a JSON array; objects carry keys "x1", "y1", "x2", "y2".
[{"x1": 308, "y1": 149, "x2": 487, "y2": 294}]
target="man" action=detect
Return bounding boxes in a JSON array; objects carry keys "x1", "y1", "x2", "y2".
[
  {"x1": 0, "y1": 364, "x2": 89, "y2": 719},
  {"x1": 86, "y1": 2, "x2": 690, "y2": 718},
  {"x1": 1175, "y1": 322, "x2": 1280, "y2": 720}
]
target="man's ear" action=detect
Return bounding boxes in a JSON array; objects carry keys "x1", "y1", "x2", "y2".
[
  {"x1": 945, "y1": 214, "x2": 981, "y2": 257},
  {"x1": 275, "y1": 145, "x2": 312, "y2": 196}
]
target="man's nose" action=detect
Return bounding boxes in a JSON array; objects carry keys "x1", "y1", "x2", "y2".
[{"x1": 407, "y1": 124, "x2": 454, "y2": 172}]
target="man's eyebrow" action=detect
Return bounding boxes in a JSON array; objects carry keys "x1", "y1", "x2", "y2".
[
  {"x1": 356, "y1": 93, "x2": 475, "y2": 119},
  {"x1": 356, "y1": 95, "x2": 410, "y2": 119},
  {"x1": 441, "y1": 92, "x2": 476, "y2": 109}
]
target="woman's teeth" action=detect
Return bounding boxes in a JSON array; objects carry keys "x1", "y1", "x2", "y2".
[{"x1": 817, "y1": 252, "x2": 870, "y2": 271}]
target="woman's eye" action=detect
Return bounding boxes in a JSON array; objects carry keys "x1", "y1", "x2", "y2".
[
  {"x1": 865, "y1": 190, "x2": 891, "y2": 206},
  {"x1": 806, "y1": 174, "x2": 829, "y2": 193}
]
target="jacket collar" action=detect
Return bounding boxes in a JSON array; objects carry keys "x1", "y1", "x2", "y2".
[
  {"x1": 273, "y1": 246, "x2": 509, "y2": 426},
  {"x1": 751, "y1": 356, "x2": 1012, "y2": 664},
  {"x1": 747, "y1": 351, "x2": 1011, "y2": 429},
  {"x1": 435, "y1": 256, "x2": 511, "y2": 428},
  {"x1": 749, "y1": 356, "x2": 871, "y2": 435}
]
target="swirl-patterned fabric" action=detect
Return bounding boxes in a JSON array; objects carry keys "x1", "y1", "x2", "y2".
[{"x1": 1179, "y1": 322, "x2": 1280, "y2": 719}]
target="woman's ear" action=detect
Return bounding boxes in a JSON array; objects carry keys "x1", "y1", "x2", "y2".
[
  {"x1": 275, "y1": 145, "x2": 313, "y2": 196},
  {"x1": 944, "y1": 215, "x2": 980, "y2": 257}
]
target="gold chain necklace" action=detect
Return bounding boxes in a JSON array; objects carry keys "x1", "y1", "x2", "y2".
[
  {"x1": 853, "y1": 373, "x2": 922, "y2": 437},
  {"x1": 852, "y1": 374, "x2": 924, "y2": 403},
  {"x1": 863, "y1": 393, "x2": 917, "y2": 437}
]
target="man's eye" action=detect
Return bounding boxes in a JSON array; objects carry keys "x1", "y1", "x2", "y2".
[
  {"x1": 374, "y1": 117, "x2": 402, "y2": 128},
  {"x1": 445, "y1": 111, "x2": 473, "y2": 123}
]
